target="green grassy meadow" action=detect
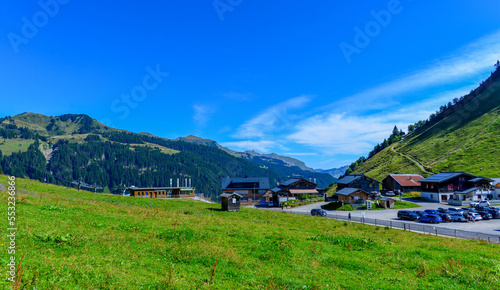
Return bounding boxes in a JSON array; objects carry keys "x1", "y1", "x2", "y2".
[
  {"x1": 1, "y1": 175, "x2": 500, "y2": 289},
  {"x1": 0, "y1": 139, "x2": 36, "y2": 156}
]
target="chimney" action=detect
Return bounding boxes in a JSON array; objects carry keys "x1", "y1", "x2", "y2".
[{"x1": 409, "y1": 176, "x2": 412, "y2": 180}]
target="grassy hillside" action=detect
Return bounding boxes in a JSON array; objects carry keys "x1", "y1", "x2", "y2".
[
  {"x1": 1, "y1": 175, "x2": 499, "y2": 289},
  {"x1": 350, "y1": 145, "x2": 430, "y2": 181},
  {"x1": 354, "y1": 69, "x2": 500, "y2": 180}
]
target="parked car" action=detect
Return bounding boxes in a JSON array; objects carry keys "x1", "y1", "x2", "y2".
[
  {"x1": 471, "y1": 213, "x2": 483, "y2": 221},
  {"x1": 417, "y1": 214, "x2": 442, "y2": 223},
  {"x1": 267, "y1": 201, "x2": 274, "y2": 207},
  {"x1": 450, "y1": 212, "x2": 467, "y2": 222},
  {"x1": 413, "y1": 210, "x2": 425, "y2": 217},
  {"x1": 311, "y1": 209, "x2": 327, "y2": 217},
  {"x1": 398, "y1": 210, "x2": 419, "y2": 221},
  {"x1": 476, "y1": 210, "x2": 493, "y2": 220},
  {"x1": 424, "y1": 209, "x2": 440, "y2": 215},
  {"x1": 438, "y1": 213, "x2": 452, "y2": 222},
  {"x1": 386, "y1": 191, "x2": 395, "y2": 196},
  {"x1": 258, "y1": 201, "x2": 268, "y2": 207},
  {"x1": 448, "y1": 207, "x2": 466, "y2": 214},
  {"x1": 484, "y1": 207, "x2": 500, "y2": 218},
  {"x1": 478, "y1": 200, "x2": 491, "y2": 208},
  {"x1": 437, "y1": 208, "x2": 449, "y2": 213},
  {"x1": 469, "y1": 201, "x2": 479, "y2": 207}
]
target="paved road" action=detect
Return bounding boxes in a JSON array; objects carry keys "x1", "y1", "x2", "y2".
[{"x1": 255, "y1": 200, "x2": 500, "y2": 242}]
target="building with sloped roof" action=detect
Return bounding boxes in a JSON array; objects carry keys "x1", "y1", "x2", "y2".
[
  {"x1": 335, "y1": 188, "x2": 369, "y2": 204},
  {"x1": 420, "y1": 172, "x2": 495, "y2": 203},
  {"x1": 383, "y1": 174, "x2": 423, "y2": 193},
  {"x1": 271, "y1": 178, "x2": 319, "y2": 206},
  {"x1": 221, "y1": 177, "x2": 270, "y2": 204},
  {"x1": 336, "y1": 174, "x2": 381, "y2": 193}
]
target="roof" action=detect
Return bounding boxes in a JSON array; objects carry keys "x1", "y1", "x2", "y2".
[
  {"x1": 270, "y1": 187, "x2": 283, "y2": 193},
  {"x1": 336, "y1": 174, "x2": 364, "y2": 184},
  {"x1": 387, "y1": 174, "x2": 423, "y2": 187},
  {"x1": 220, "y1": 192, "x2": 242, "y2": 198},
  {"x1": 455, "y1": 187, "x2": 480, "y2": 195},
  {"x1": 280, "y1": 178, "x2": 302, "y2": 186},
  {"x1": 280, "y1": 178, "x2": 316, "y2": 186},
  {"x1": 468, "y1": 177, "x2": 493, "y2": 183},
  {"x1": 336, "y1": 174, "x2": 381, "y2": 185},
  {"x1": 419, "y1": 172, "x2": 476, "y2": 183},
  {"x1": 221, "y1": 177, "x2": 270, "y2": 190},
  {"x1": 335, "y1": 188, "x2": 368, "y2": 196},
  {"x1": 379, "y1": 197, "x2": 395, "y2": 201}
]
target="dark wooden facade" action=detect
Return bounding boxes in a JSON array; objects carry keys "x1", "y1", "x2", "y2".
[
  {"x1": 271, "y1": 178, "x2": 319, "y2": 206},
  {"x1": 336, "y1": 174, "x2": 381, "y2": 193},
  {"x1": 382, "y1": 174, "x2": 423, "y2": 193},
  {"x1": 221, "y1": 177, "x2": 271, "y2": 204},
  {"x1": 335, "y1": 188, "x2": 369, "y2": 204},
  {"x1": 220, "y1": 192, "x2": 241, "y2": 211}
]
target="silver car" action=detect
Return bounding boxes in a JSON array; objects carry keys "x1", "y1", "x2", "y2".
[{"x1": 450, "y1": 213, "x2": 467, "y2": 222}]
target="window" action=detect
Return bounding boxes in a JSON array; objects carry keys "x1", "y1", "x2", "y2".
[
  {"x1": 430, "y1": 194, "x2": 433, "y2": 199},
  {"x1": 447, "y1": 184, "x2": 453, "y2": 190}
]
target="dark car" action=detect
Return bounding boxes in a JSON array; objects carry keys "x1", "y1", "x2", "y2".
[
  {"x1": 424, "y1": 209, "x2": 440, "y2": 215},
  {"x1": 417, "y1": 214, "x2": 442, "y2": 223},
  {"x1": 476, "y1": 210, "x2": 493, "y2": 220},
  {"x1": 438, "y1": 213, "x2": 452, "y2": 222},
  {"x1": 484, "y1": 208, "x2": 500, "y2": 218},
  {"x1": 311, "y1": 209, "x2": 327, "y2": 217},
  {"x1": 398, "y1": 210, "x2": 419, "y2": 221},
  {"x1": 413, "y1": 210, "x2": 425, "y2": 217}
]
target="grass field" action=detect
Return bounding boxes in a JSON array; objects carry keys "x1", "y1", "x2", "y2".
[
  {"x1": 0, "y1": 139, "x2": 36, "y2": 156},
  {"x1": 1, "y1": 175, "x2": 499, "y2": 289}
]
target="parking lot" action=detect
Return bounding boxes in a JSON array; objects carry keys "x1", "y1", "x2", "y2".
[{"x1": 256, "y1": 199, "x2": 500, "y2": 242}]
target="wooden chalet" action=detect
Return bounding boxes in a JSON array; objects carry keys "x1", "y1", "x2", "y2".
[
  {"x1": 335, "y1": 188, "x2": 369, "y2": 204},
  {"x1": 221, "y1": 177, "x2": 271, "y2": 204},
  {"x1": 336, "y1": 174, "x2": 381, "y2": 193},
  {"x1": 383, "y1": 174, "x2": 423, "y2": 193},
  {"x1": 271, "y1": 178, "x2": 319, "y2": 206},
  {"x1": 420, "y1": 172, "x2": 495, "y2": 203}
]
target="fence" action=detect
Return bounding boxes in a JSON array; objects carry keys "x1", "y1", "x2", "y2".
[{"x1": 287, "y1": 210, "x2": 500, "y2": 244}]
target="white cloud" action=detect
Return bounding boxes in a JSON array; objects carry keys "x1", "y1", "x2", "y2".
[
  {"x1": 287, "y1": 85, "x2": 476, "y2": 155},
  {"x1": 193, "y1": 104, "x2": 216, "y2": 127},
  {"x1": 232, "y1": 95, "x2": 312, "y2": 139},
  {"x1": 220, "y1": 140, "x2": 276, "y2": 153},
  {"x1": 326, "y1": 30, "x2": 500, "y2": 113},
  {"x1": 288, "y1": 114, "x2": 391, "y2": 155}
]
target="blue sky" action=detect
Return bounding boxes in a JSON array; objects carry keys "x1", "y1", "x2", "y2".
[{"x1": 2, "y1": 0, "x2": 500, "y2": 169}]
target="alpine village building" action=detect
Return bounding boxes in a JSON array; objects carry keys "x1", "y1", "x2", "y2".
[
  {"x1": 419, "y1": 172, "x2": 495, "y2": 203},
  {"x1": 334, "y1": 174, "x2": 381, "y2": 204},
  {"x1": 221, "y1": 177, "x2": 271, "y2": 205},
  {"x1": 382, "y1": 174, "x2": 424, "y2": 193},
  {"x1": 271, "y1": 178, "x2": 320, "y2": 205}
]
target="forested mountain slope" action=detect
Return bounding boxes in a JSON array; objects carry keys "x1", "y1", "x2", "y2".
[{"x1": 0, "y1": 113, "x2": 335, "y2": 200}]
